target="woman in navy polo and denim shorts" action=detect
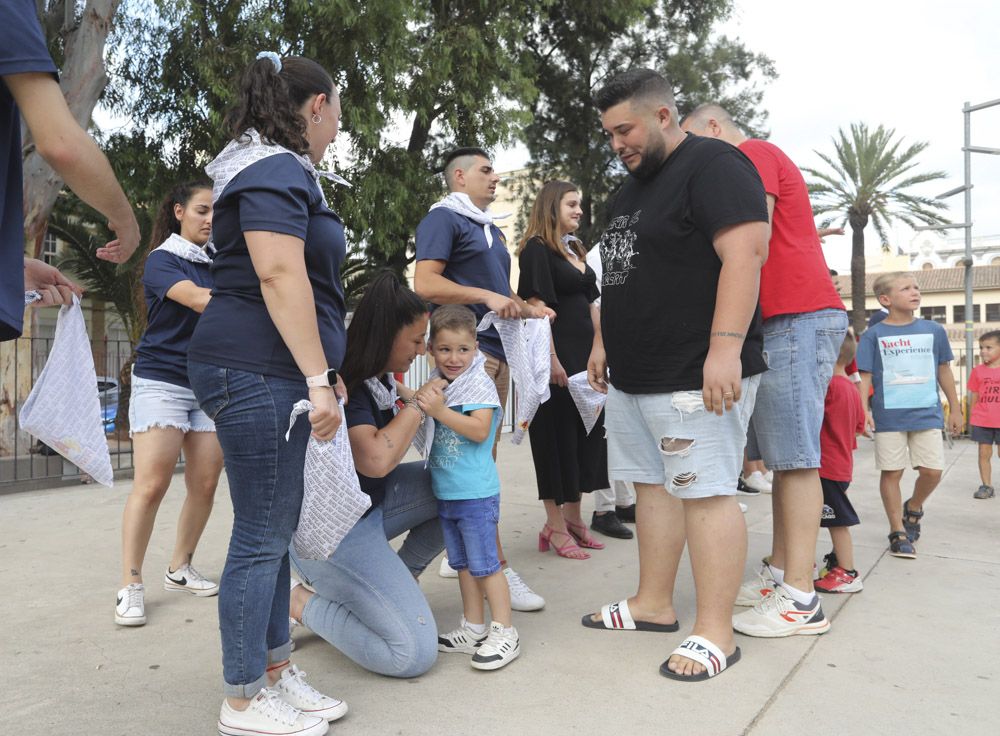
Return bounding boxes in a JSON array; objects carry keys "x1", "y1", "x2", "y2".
[
  {"x1": 187, "y1": 54, "x2": 350, "y2": 736},
  {"x1": 115, "y1": 182, "x2": 224, "y2": 629}
]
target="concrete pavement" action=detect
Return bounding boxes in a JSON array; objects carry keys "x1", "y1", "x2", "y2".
[{"x1": 2, "y1": 437, "x2": 998, "y2": 735}]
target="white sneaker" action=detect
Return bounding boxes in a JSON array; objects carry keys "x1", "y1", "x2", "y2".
[
  {"x1": 505, "y1": 568, "x2": 545, "y2": 611},
  {"x1": 289, "y1": 578, "x2": 303, "y2": 652},
  {"x1": 732, "y1": 585, "x2": 831, "y2": 637},
  {"x1": 437, "y1": 618, "x2": 488, "y2": 654},
  {"x1": 218, "y1": 688, "x2": 328, "y2": 736},
  {"x1": 438, "y1": 556, "x2": 459, "y2": 578},
  {"x1": 739, "y1": 502, "x2": 749, "y2": 513},
  {"x1": 470, "y1": 621, "x2": 520, "y2": 670},
  {"x1": 744, "y1": 471, "x2": 773, "y2": 494},
  {"x1": 272, "y1": 664, "x2": 348, "y2": 722},
  {"x1": 165, "y1": 563, "x2": 219, "y2": 597},
  {"x1": 764, "y1": 470, "x2": 774, "y2": 484},
  {"x1": 735, "y1": 559, "x2": 775, "y2": 607},
  {"x1": 115, "y1": 583, "x2": 146, "y2": 626}
]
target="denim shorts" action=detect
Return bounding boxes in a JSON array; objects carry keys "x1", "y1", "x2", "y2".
[
  {"x1": 972, "y1": 425, "x2": 1000, "y2": 445},
  {"x1": 604, "y1": 376, "x2": 760, "y2": 499},
  {"x1": 129, "y1": 373, "x2": 214, "y2": 435},
  {"x1": 746, "y1": 309, "x2": 848, "y2": 470},
  {"x1": 437, "y1": 495, "x2": 501, "y2": 577}
]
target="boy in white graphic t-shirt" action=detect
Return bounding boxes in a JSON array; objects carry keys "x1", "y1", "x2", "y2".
[{"x1": 857, "y1": 273, "x2": 962, "y2": 559}]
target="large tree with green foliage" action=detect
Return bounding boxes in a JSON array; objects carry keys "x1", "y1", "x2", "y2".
[
  {"x1": 518, "y1": 0, "x2": 775, "y2": 244},
  {"x1": 804, "y1": 123, "x2": 948, "y2": 333}
]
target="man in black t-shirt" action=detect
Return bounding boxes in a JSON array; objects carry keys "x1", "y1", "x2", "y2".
[{"x1": 582, "y1": 69, "x2": 769, "y2": 682}]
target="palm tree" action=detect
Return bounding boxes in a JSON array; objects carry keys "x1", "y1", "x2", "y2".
[{"x1": 804, "y1": 123, "x2": 949, "y2": 333}]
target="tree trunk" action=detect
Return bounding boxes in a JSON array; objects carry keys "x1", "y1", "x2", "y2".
[
  {"x1": 22, "y1": 0, "x2": 123, "y2": 257},
  {"x1": 849, "y1": 213, "x2": 869, "y2": 334}
]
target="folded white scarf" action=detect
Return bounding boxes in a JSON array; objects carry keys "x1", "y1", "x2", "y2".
[
  {"x1": 476, "y1": 312, "x2": 552, "y2": 445},
  {"x1": 153, "y1": 233, "x2": 216, "y2": 264},
  {"x1": 205, "y1": 128, "x2": 350, "y2": 208},
  {"x1": 429, "y1": 192, "x2": 510, "y2": 247}
]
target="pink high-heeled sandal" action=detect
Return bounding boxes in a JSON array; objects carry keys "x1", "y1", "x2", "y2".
[
  {"x1": 538, "y1": 524, "x2": 590, "y2": 560},
  {"x1": 565, "y1": 520, "x2": 606, "y2": 550}
]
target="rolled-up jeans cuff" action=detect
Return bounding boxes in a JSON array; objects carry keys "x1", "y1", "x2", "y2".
[
  {"x1": 268, "y1": 641, "x2": 292, "y2": 665},
  {"x1": 223, "y1": 672, "x2": 268, "y2": 699}
]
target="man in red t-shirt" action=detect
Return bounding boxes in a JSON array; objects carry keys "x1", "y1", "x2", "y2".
[{"x1": 682, "y1": 105, "x2": 848, "y2": 637}]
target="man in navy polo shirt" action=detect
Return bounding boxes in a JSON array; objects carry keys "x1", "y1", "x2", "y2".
[
  {"x1": 1, "y1": 0, "x2": 139, "y2": 340},
  {"x1": 414, "y1": 147, "x2": 547, "y2": 612}
]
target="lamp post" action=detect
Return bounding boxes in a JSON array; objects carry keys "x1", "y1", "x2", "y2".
[{"x1": 915, "y1": 98, "x2": 1000, "y2": 381}]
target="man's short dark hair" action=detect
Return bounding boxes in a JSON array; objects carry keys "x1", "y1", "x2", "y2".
[
  {"x1": 442, "y1": 147, "x2": 491, "y2": 189},
  {"x1": 594, "y1": 68, "x2": 677, "y2": 113},
  {"x1": 443, "y1": 147, "x2": 490, "y2": 170}
]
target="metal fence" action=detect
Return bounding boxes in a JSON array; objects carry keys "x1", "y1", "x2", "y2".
[{"x1": 0, "y1": 336, "x2": 135, "y2": 491}]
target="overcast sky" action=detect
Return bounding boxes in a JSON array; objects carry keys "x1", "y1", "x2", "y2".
[{"x1": 497, "y1": 0, "x2": 1000, "y2": 271}]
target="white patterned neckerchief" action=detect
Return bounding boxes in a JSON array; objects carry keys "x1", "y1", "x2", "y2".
[
  {"x1": 152, "y1": 233, "x2": 216, "y2": 265},
  {"x1": 428, "y1": 192, "x2": 511, "y2": 248},
  {"x1": 363, "y1": 374, "x2": 398, "y2": 412},
  {"x1": 476, "y1": 312, "x2": 552, "y2": 445},
  {"x1": 412, "y1": 352, "x2": 501, "y2": 463},
  {"x1": 204, "y1": 128, "x2": 351, "y2": 208}
]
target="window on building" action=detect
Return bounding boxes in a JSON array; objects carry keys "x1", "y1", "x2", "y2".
[
  {"x1": 42, "y1": 232, "x2": 58, "y2": 265},
  {"x1": 919, "y1": 306, "x2": 947, "y2": 324},
  {"x1": 987, "y1": 303, "x2": 1000, "y2": 323},
  {"x1": 953, "y1": 304, "x2": 981, "y2": 323},
  {"x1": 921, "y1": 262, "x2": 934, "y2": 270}
]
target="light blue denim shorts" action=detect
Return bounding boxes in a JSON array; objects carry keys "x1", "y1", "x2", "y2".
[
  {"x1": 746, "y1": 309, "x2": 848, "y2": 470},
  {"x1": 129, "y1": 373, "x2": 215, "y2": 435},
  {"x1": 605, "y1": 376, "x2": 760, "y2": 499}
]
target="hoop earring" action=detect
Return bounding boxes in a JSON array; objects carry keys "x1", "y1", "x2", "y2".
[{"x1": 311, "y1": 113, "x2": 322, "y2": 124}]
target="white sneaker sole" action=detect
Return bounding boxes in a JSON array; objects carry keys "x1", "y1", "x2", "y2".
[
  {"x1": 732, "y1": 617, "x2": 831, "y2": 638},
  {"x1": 114, "y1": 612, "x2": 146, "y2": 626},
  {"x1": 165, "y1": 579, "x2": 219, "y2": 597},
  {"x1": 218, "y1": 718, "x2": 328, "y2": 736},
  {"x1": 471, "y1": 644, "x2": 520, "y2": 671},
  {"x1": 303, "y1": 700, "x2": 348, "y2": 722}
]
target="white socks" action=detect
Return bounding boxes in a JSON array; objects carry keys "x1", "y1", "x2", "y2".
[{"x1": 781, "y1": 581, "x2": 817, "y2": 605}]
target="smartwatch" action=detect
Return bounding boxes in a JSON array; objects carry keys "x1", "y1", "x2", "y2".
[{"x1": 305, "y1": 368, "x2": 339, "y2": 389}]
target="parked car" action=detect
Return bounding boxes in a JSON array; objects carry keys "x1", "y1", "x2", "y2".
[{"x1": 97, "y1": 375, "x2": 119, "y2": 433}]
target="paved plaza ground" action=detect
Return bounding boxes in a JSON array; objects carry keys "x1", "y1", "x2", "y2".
[{"x1": 2, "y1": 436, "x2": 998, "y2": 735}]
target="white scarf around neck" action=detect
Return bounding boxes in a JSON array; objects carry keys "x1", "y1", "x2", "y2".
[
  {"x1": 429, "y1": 192, "x2": 510, "y2": 247},
  {"x1": 153, "y1": 233, "x2": 216, "y2": 264},
  {"x1": 205, "y1": 128, "x2": 351, "y2": 208}
]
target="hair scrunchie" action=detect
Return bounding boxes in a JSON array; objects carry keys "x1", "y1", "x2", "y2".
[{"x1": 255, "y1": 51, "x2": 282, "y2": 73}]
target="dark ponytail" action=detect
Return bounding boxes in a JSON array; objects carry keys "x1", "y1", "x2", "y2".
[
  {"x1": 340, "y1": 271, "x2": 428, "y2": 394},
  {"x1": 148, "y1": 180, "x2": 212, "y2": 250},
  {"x1": 224, "y1": 55, "x2": 335, "y2": 155}
]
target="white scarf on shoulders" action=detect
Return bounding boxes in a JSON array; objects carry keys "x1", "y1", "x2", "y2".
[
  {"x1": 205, "y1": 128, "x2": 351, "y2": 208},
  {"x1": 153, "y1": 233, "x2": 215, "y2": 264},
  {"x1": 429, "y1": 192, "x2": 510, "y2": 247}
]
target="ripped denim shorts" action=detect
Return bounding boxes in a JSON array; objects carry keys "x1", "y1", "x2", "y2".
[
  {"x1": 129, "y1": 372, "x2": 215, "y2": 436},
  {"x1": 604, "y1": 376, "x2": 760, "y2": 499}
]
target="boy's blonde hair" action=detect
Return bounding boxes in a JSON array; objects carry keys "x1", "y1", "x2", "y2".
[
  {"x1": 837, "y1": 330, "x2": 857, "y2": 367},
  {"x1": 872, "y1": 271, "x2": 915, "y2": 299},
  {"x1": 429, "y1": 304, "x2": 477, "y2": 341}
]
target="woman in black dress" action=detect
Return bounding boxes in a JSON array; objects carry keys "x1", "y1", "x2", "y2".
[{"x1": 517, "y1": 180, "x2": 609, "y2": 560}]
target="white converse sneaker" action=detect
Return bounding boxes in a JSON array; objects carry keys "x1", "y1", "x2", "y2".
[
  {"x1": 504, "y1": 568, "x2": 545, "y2": 611},
  {"x1": 732, "y1": 585, "x2": 831, "y2": 638},
  {"x1": 470, "y1": 621, "x2": 520, "y2": 670},
  {"x1": 438, "y1": 556, "x2": 459, "y2": 578},
  {"x1": 115, "y1": 583, "x2": 146, "y2": 626},
  {"x1": 164, "y1": 563, "x2": 219, "y2": 597},
  {"x1": 735, "y1": 559, "x2": 775, "y2": 607},
  {"x1": 218, "y1": 688, "x2": 328, "y2": 736},
  {"x1": 272, "y1": 664, "x2": 347, "y2": 722},
  {"x1": 437, "y1": 618, "x2": 488, "y2": 654}
]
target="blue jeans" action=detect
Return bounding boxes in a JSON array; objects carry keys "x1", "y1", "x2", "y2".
[
  {"x1": 188, "y1": 361, "x2": 308, "y2": 698},
  {"x1": 290, "y1": 461, "x2": 444, "y2": 678},
  {"x1": 437, "y1": 495, "x2": 501, "y2": 576},
  {"x1": 747, "y1": 309, "x2": 848, "y2": 470}
]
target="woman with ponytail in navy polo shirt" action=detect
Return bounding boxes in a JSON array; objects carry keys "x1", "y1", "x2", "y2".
[{"x1": 187, "y1": 53, "x2": 349, "y2": 736}]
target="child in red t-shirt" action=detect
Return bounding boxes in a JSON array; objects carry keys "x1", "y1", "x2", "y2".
[
  {"x1": 815, "y1": 332, "x2": 866, "y2": 593},
  {"x1": 969, "y1": 330, "x2": 1000, "y2": 499}
]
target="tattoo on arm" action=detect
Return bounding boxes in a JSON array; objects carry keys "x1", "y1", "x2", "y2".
[
  {"x1": 711, "y1": 331, "x2": 746, "y2": 339},
  {"x1": 382, "y1": 434, "x2": 394, "y2": 449}
]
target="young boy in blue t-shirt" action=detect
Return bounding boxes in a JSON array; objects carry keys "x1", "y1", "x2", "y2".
[
  {"x1": 857, "y1": 272, "x2": 963, "y2": 558},
  {"x1": 416, "y1": 305, "x2": 519, "y2": 670}
]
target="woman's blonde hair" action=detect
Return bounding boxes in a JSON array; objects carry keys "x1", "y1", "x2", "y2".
[{"x1": 517, "y1": 180, "x2": 585, "y2": 259}]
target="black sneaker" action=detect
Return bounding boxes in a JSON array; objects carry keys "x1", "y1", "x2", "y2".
[
  {"x1": 737, "y1": 476, "x2": 760, "y2": 496},
  {"x1": 974, "y1": 485, "x2": 996, "y2": 500},
  {"x1": 591, "y1": 511, "x2": 634, "y2": 539},
  {"x1": 615, "y1": 504, "x2": 636, "y2": 523}
]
